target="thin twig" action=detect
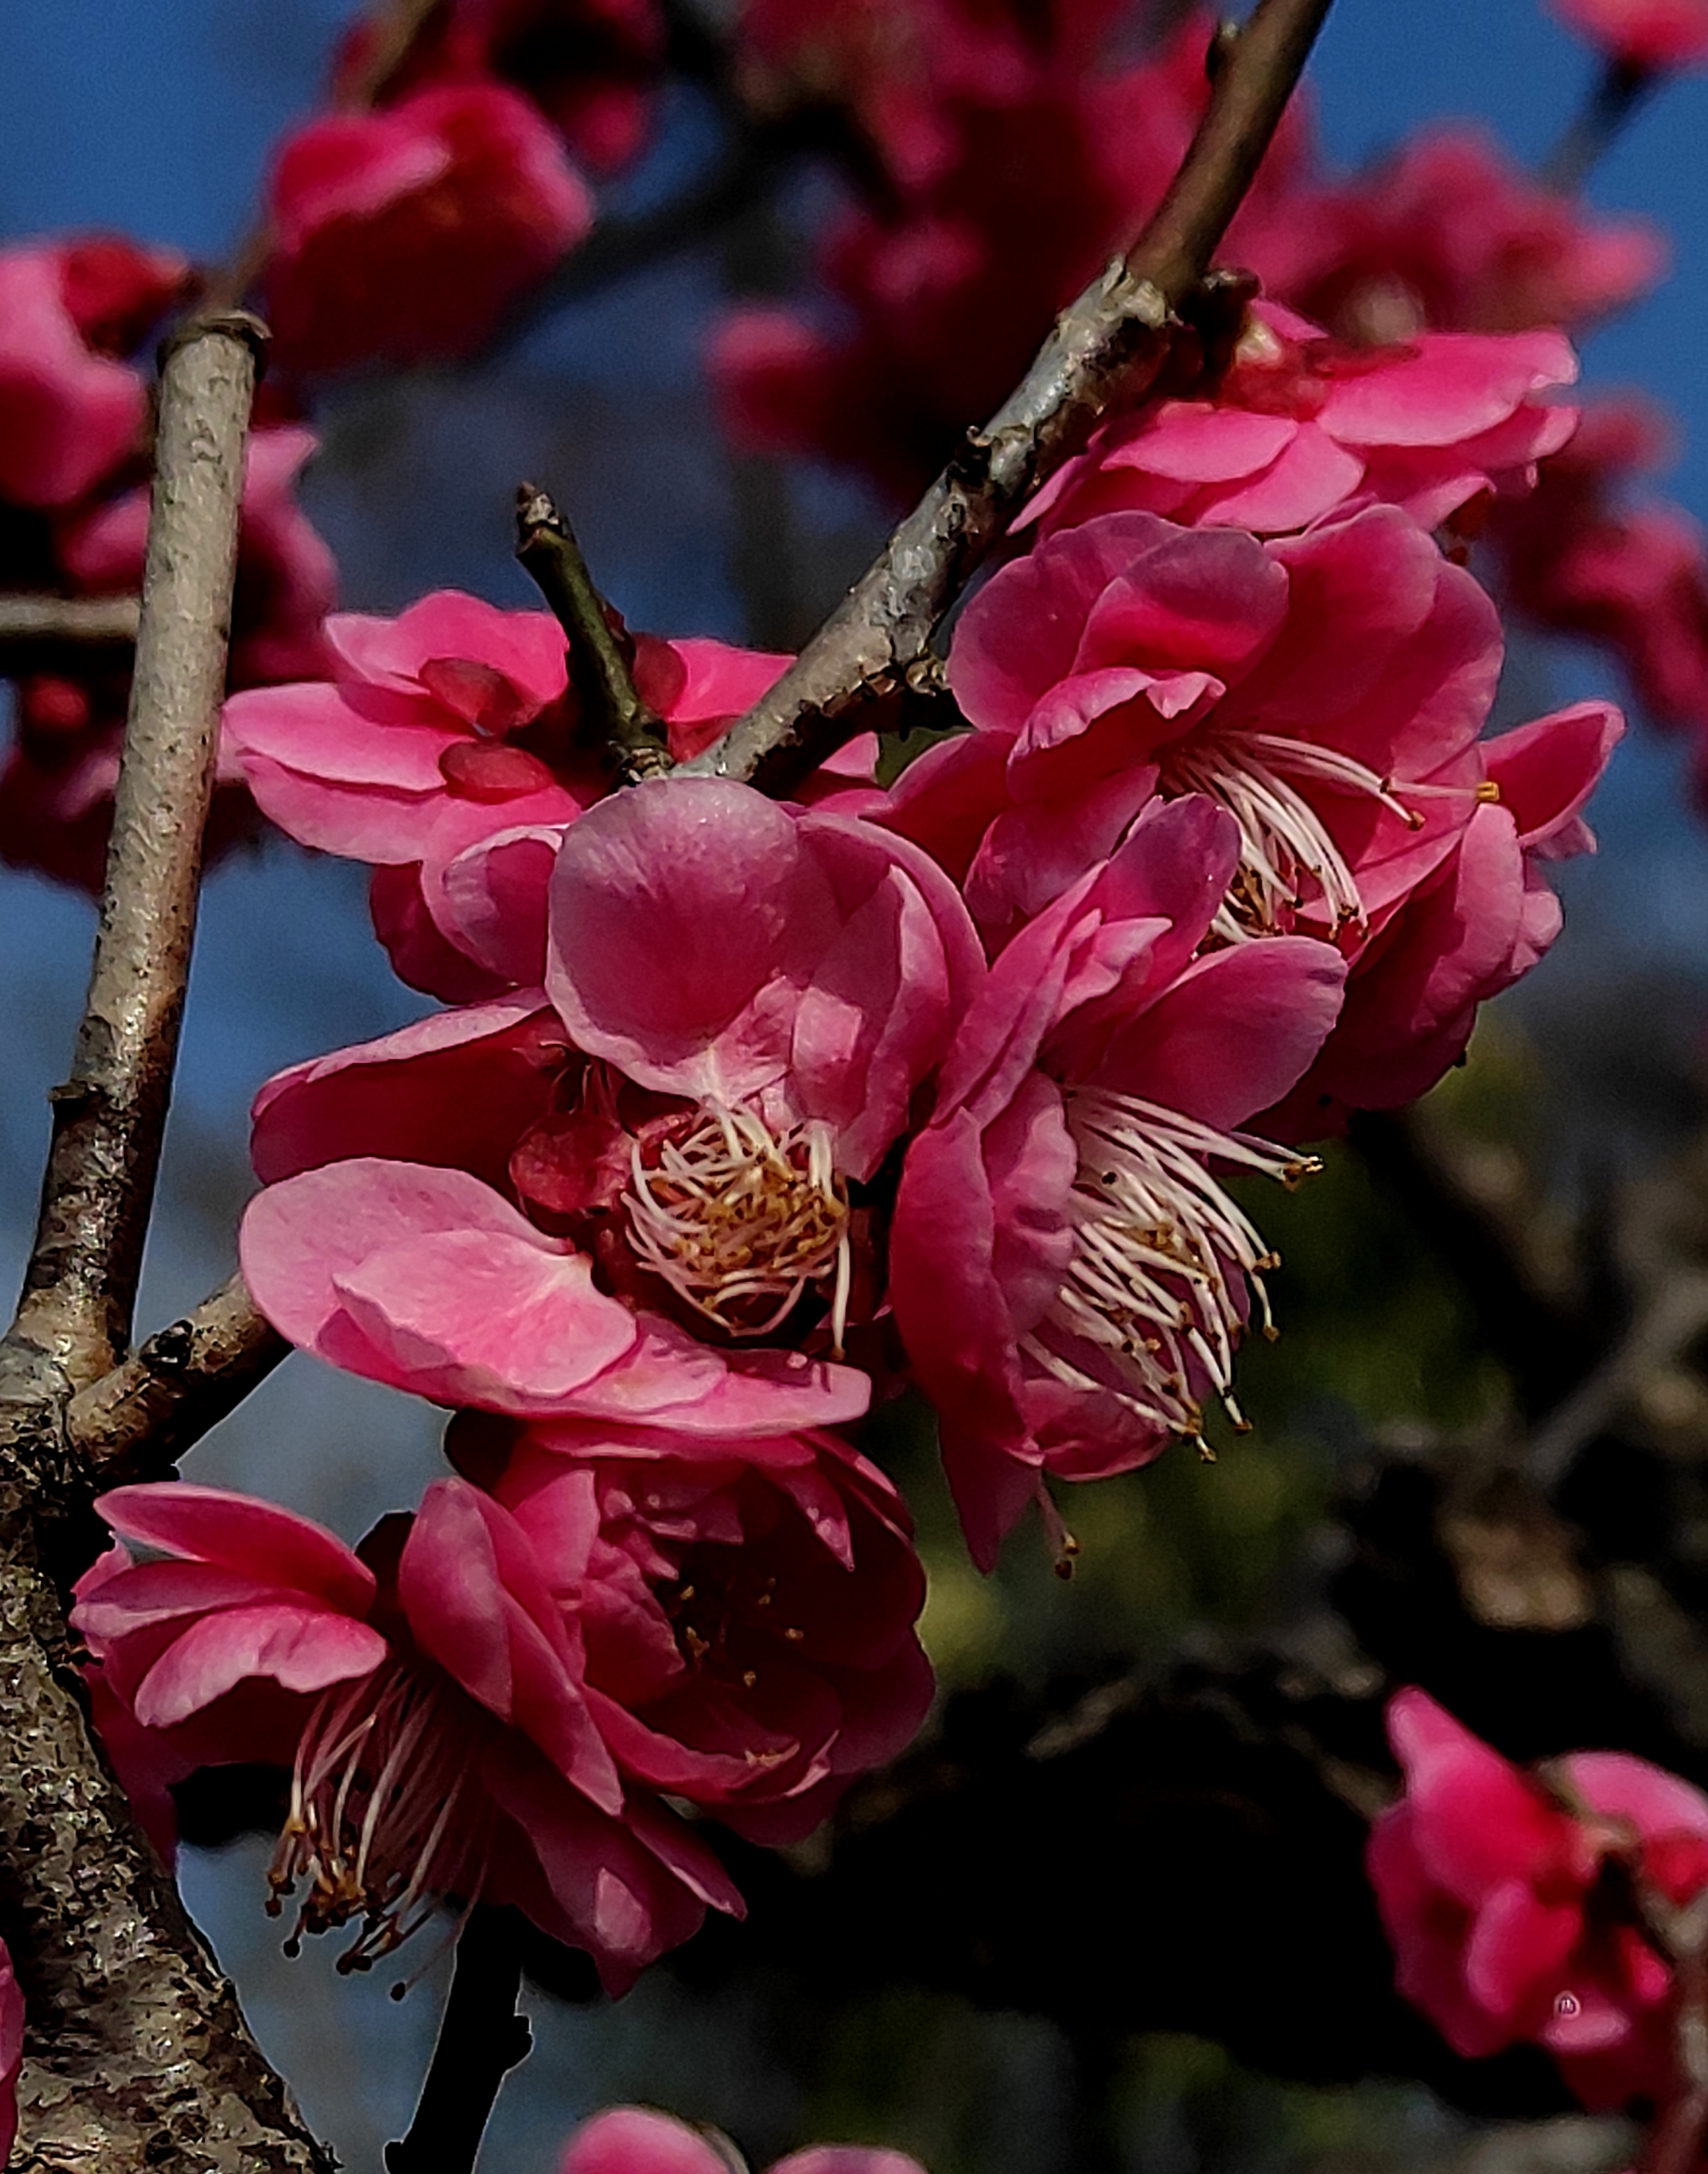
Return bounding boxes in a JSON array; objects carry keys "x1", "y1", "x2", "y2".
[
  {"x1": 65, "y1": 1272, "x2": 290, "y2": 1482},
  {"x1": 9, "y1": 313, "x2": 266, "y2": 1391},
  {"x1": 1543, "y1": 55, "x2": 1661, "y2": 195},
  {"x1": 385, "y1": 1907, "x2": 532, "y2": 2174},
  {"x1": 0, "y1": 592, "x2": 139, "y2": 665},
  {"x1": 515, "y1": 482, "x2": 674, "y2": 782},
  {"x1": 684, "y1": 0, "x2": 1336, "y2": 795}
]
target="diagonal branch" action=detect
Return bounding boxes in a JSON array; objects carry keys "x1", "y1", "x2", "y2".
[
  {"x1": 65, "y1": 1272, "x2": 290, "y2": 1483},
  {"x1": 9, "y1": 314, "x2": 267, "y2": 1391},
  {"x1": 684, "y1": 0, "x2": 1336, "y2": 796}
]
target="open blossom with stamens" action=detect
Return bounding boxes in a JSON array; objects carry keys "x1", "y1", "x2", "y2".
[
  {"x1": 73, "y1": 1480, "x2": 742, "y2": 1993},
  {"x1": 1368, "y1": 1689, "x2": 1708, "y2": 2110},
  {"x1": 886, "y1": 505, "x2": 1619, "y2": 1115},
  {"x1": 889, "y1": 795, "x2": 1346, "y2": 1567},
  {"x1": 1026, "y1": 299, "x2": 1579, "y2": 542},
  {"x1": 452, "y1": 1413, "x2": 932, "y2": 1841},
  {"x1": 240, "y1": 779, "x2": 983, "y2": 1433},
  {"x1": 223, "y1": 592, "x2": 793, "y2": 1001}
]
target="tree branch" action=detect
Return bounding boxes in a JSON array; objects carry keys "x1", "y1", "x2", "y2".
[
  {"x1": 9, "y1": 316, "x2": 266, "y2": 1391},
  {"x1": 0, "y1": 592, "x2": 139, "y2": 668},
  {"x1": 385, "y1": 1906, "x2": 531, "y2": 2174},
  {"x1": 0, "y1": 314, "x2": 334, "y2": 2172},
  {"x1": 516, "y1": 482, "x2": 674, "y2": 783},
  {"x1": 64, "y1": 1273, "x2": 290, "y2": 1484},
  {"x1": 684, "y1": 0, "x2": 1336, "y2": 796}
]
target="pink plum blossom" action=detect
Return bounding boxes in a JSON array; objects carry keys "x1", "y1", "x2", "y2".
[
  {"x1": 0, "y1": 236, "x2": 187, "y2": 511},
  {"x1": 892, "y1": 505, "x2": 1618, "y2": 1117},
  {"x1": 889, "y1": 794, "x2": 1346, "y2": 1565},
  {"x1": 1368, "y1": 1688, "x2": 1708, "y2": 2110},
  {"x1": 264, "y1": 82, "x2": 595, "y2": 376},
  {"x1": 1550, "y1": 0, "x2": 1708, "y2": 67},
  {"x1": 559, "y1": 2104, "x2": 927, "y2": 2174},
  {"x1": 240, "y1": 779, "x2": 983, "y2": 1433},
  {"x1": 334, "y1": 0, "x2": 667, "y2": 173},
  {"x1": 453, "y1": 1412, "x2": 931, "y2": 1841},
  {"x1": 1027, "y1": 300, "x2": 1579, "y2": 540},
  {"x1": 1491, "y1": 396, "x2": 1708, "y2": 750},
  {"x1": 74, "y1": 1480, "x2": 743, "y2": 1992},
  {"x1": 224, "y1": 591, "x2": 792, "y2": 998},
  {"x1": 1285, "y1": 127, "x2": 1665, "y2": 346}
]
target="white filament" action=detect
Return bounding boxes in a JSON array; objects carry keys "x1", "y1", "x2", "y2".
[
  {"x1": 1163, "y1": 726, "x2": 1422, "y2": 943},
  {"x1": 627, "y1": 1104, "x2": 852, "y2": 1353},
  {"x1": 1023, "y1": 1086, "x2": 1318, "y2": 1441}
]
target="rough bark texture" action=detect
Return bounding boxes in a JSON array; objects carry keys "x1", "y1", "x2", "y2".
[
  {"x1": 685, "y1": 0, "x2": 1336, "y2": 796},
  {"x1": 0, "y1": 317, "x2": 333, "y2": 2172},
  {"x1": 65, "y1": 1275, "x2": 289, "y2": 1484},
  {"x1": 11, "y1": 319, "x2": 264, "y2": 1390}
]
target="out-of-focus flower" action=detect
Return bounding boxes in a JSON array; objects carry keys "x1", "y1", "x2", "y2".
[
  {"x1": 890, "y1": 795, "x2": 1345, "y2": 1564},
  {"x1": 224, "y1": 591, "x2": 791, "y2": 1000},
  {"x1": 711, "y1": 12, "x2": 1314, "y2": 501},
  {"x1": 75, "y1": 1480, "x2": 743, "y2": 1992},
  {"x1": 455, "y1": 1412, "x2": 933, "y2": 1842},
  {"x1": 1369, "y1": 1688, "x2": 1708, "y2": 2109},
  {"x1": 1492, "y1": 395, "x2": 1708, "y2": 741},
  {"x1": 1287, "y1": 127, "x2": 1665, "y2": 344},
  {"x1": 240, "y1": 779, "x2": 982, "y2": 1435},
  {"x1": 1028, "y1": 301, "x2": 1579, "y2": 539},
  {"x1": 0, "y1": 236, "x2": 188, "y2": 510},
  {"x1": 559, "y1": 2104, "x2": 928, "y2": 2174},
  {"x1": 264, "y1": 83, "x2": 594, "y2": 374},
  {"x1": 336, "y1": 0, "x2": 667, "y2": 173},
  {"x1": 1550, "y1": 0, "x2": 1708, "y2": 68}
]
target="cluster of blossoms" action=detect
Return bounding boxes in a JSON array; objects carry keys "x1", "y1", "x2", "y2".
[
  {"x1": 711, "y1": 0, "x2": 1708, "y2": 803},
  {"x1": 0, "y1": 236, "x2": 336, "y2": 887},
  {"x1": 75, "y1": 229, "x2": 1622, "y2": 1992},
  {"x1": 1370, "y1": 1689, "x2": 1708, "y2": 2119}
]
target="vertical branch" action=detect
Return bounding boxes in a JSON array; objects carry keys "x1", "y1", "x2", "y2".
[
  {"x1": 386, "y1": 1907, "x2": 531, "y2": 2174},
  {"x1": 10, "y1": 314, "x2": 265, "y2": 1389}
]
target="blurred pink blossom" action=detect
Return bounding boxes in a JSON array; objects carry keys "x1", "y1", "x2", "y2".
[
  {"x1": 1369, "y1": 1688, "x2": 1708, "y2": 2109},
  {"x1": 265, "y1": 83, "x2": 594, "y2": 374}
]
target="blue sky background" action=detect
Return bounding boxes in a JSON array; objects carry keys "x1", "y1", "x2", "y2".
[{"x1": 3, "y1": 2, "x2": 1708, "y2": 2165}]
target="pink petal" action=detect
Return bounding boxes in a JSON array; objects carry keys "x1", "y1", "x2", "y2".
[{"x1": 94, "y1": 1483, "x2": 376, "y2": 1611}]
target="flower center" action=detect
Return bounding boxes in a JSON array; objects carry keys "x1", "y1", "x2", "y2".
[
  {"x1": 1022, "y1": 1086, "x2": 1319, "y2": 1442},
  {"x1": 625, "y1": 1104, "x2": 852, "y2": 1352},
  {"x1": 1160, "y1": 727, "x2": 1422, "y2": 943},
  {"x1": 267, "y1": 1658, "x2": 494, "y2": 1975}
]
